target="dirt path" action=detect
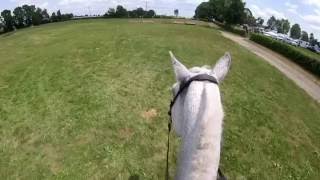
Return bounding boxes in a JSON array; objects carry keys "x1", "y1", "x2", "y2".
[{"x1": 221, "y1": 31, "x2": 320, "y2": 103}]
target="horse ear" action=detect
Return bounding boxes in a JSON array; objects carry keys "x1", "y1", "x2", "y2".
[
  {"x1": 211, "y1": 52, "x2": 231, "y2": 83},
  {"x1": 169, "y1": 51, "x2": 190, "y2": 82}
]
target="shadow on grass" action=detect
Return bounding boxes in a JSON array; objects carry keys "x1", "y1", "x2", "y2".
[{"x1": 128, "y1": 174, "x2": 140, "y2": 180}]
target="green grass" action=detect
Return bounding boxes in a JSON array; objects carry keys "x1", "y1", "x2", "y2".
[{"x1": 0, "y1": 19, "x2": 319, "y2": 179}]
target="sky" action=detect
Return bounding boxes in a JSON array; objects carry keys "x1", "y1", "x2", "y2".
[{"x1": 1, "y1": 0, "x2": 320, "y2": 39}]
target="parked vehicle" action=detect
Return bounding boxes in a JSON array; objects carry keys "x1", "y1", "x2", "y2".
[
  {"x1": 290, "y1": 39, "x2": 299, "y2": 46},
  {"x1": 263, "y1": 31, "x2": 277, "y2": 38},
  {"x1": 262, "y1": 31, "x2": 309, "y2": 48},
  {"x1": 298, "y1": 40, "x2": 310, "y2": 48},
  {"x1": 307, "y1": 45, "x2": 320, "y2": 53}
]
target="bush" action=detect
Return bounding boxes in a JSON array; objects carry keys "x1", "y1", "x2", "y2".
[
  {"x1": 223, "y1": 25, "x2": 247, "y2": 37},
  {"x1": 213, "y1": 21, "x2": 247, "y2": 37},
  {"x1": 250, "y1": 33, "x2": 320, "y2": 77}
]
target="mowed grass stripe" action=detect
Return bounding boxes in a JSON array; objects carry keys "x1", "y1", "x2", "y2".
[{"x1": 0, "y1": 19, "x2": 319, "y2": 179}]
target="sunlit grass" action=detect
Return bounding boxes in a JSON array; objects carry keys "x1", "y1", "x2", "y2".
[{"x1": 0, "y1": 19, "x2": 319, "y2": 179}]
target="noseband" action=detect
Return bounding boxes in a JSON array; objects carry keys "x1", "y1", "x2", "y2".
[{"x1": 166, "y1": 74, "x2": 227, "y2": 180}]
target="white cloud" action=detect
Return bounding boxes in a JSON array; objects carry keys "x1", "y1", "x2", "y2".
[
  {"x1": 300, "y1": 10, "x2": 320, "y2": 38},
  {"x1": 301, "y1": 14, "x2": 320, "y2": 25},
  {"x1": 303, "y1": 0, "x2": 320, "y2": 8},
  {"x1": 10, "y1": 0, "x2": 49, "y2": 8},
  {"x1": 250, "y1": 4, "x2": 286, "y2": 20},
  {"x1": 285, "y1": 1, "x2": 298, "y2": 14},
  {"x1": 310, "y1": 24, "x2": 320, "y2": 31}
]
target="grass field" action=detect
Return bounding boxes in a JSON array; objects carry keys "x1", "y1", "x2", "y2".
[{"x1": 0, "y1": 19, "x2": 320, "y2": 179}]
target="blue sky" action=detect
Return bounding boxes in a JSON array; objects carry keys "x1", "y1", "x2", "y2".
[{"x1": 1, "y1": 0, "x2": 320, "y2": 38}]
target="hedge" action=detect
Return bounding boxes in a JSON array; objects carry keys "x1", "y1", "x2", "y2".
[
  {"x1": 212, "y1": 21, "x2": 247, "y2": 37},
  {"x1": 250, "y1": 33, "x2": 320, "y2": 77},
  {"x1": 223, "y1": 25, "x2": 247, "y2": 37}
]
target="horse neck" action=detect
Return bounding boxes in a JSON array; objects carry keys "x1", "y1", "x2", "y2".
[{"x1": 176, "y1": 84, "x2": 224, "y2": 180}]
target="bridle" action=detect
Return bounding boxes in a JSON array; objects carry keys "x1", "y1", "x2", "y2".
[{"x1": 166, "y1": 74, "x2": 227, "y2": 180}]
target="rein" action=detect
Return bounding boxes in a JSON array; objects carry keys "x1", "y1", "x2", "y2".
[{"x1": 166, "y1": 74, "x2": 227, "y2": 180}]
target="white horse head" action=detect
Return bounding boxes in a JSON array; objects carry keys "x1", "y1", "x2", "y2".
[{"x1": 170, "y1": 51, "x2": 231, "y2": 180}]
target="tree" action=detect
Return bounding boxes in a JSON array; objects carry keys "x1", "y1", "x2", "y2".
[
  {"x1": 13, "y1": 7, "x2": 25, "y2": 28},
  {"x1": 105, "y1": 8, "x2": 116, "y2": 18},
  {"x1": 301, "y1": 31, "x2": 309, "y2": 42},
  {"x1": 41, "y1": 9, "x2": 50, "y2": 23},
  {"x1": 282, "y1": 19, "x2": 290, "y2": 34},
  {"x1": 57, "y1": 10, "x2": 62, "y2": 21},
  {"x1": 209, "y1": 0, "x2": 225, "y2": 22},
  {"x1": 223, "y1": 0, "x2": 245, "y2": 25},
  {"x1": 194, "y1": 2, "x2": 214, "y2": 20},
  {"x1": 243, "y1": 8, "x2": 255, "y2": 26},
  {"x1": 276, "y1": 19, "x2": 290, "y2": 34},
  {"x1": 146, "y1": 10, "x2": 156, "y2": 18},
  {"x1": 290, "y1": 24, "x2": 301, "y2": 39},
  {"x1": 309, "y1": 33, "x2": 317, "y2": 46},
  {"x1": 32, "y1": 8, "x2": 43, "y2": 25},
  {"x1": 136, "y1": 7, "x2": 145, "y2": 17},
  {"x1": 174, "y1": 9, "x2": 179, "y2": 17},
  {"x1": 128, "y1": 10, "x2": 137, "y2": 18},
  {"x1": 115, "y1": 5, "x2": 128, "y2": 18},
  {"x1": 22, "y1": 5, "x2": 36, "y2": 26},
  {"x1": 51, "y1": 12, "x2": 58, "y2": 22},
  {"x1": 61, "y1": 13, "x2": 73, "y2": 21},
  {"x1": 267, "y1": 16, "x2": 276, "y2": 29},
  {"x1": 256, "y1": 17, "x2": 264, "y2": 27},
  {"x1": 0, "y1": 19, "x2": 4, "y2": 33},
  {"x1": 1, "y1": 10, "x2": 14, "y2": 32}
]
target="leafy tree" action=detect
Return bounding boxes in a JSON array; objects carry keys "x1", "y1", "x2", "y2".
[
  {"x1": 1, "y1": 10, "x2": 14, "y2": 32},
  {"x1": 146, "y1": 10, "x2": 155, "y2": 18},
  {"x1": 223, "y1": 0, "x2": 245, "y2": 25},
  {"x1": 57, "y1": 10, "x2": 62, "y2": 21},
  {"x1": 22, "y1": 5, "x2": 36, "y2": 26},
  {"x1": 41, "y1": 9, "x2": 50, "y2": 23},
  {"x1": 267, "y1": 16, "x2": 276, "y2": 29},
  {"x1": 136, "y1": 7, "x2": 145, "y2": 17},
  {"x1": 13, "y1": 7, "x2": 25, "y2": 28},
  {"x1": 0, "y1": 19, "x2": 4, "y2": 33},
  {"x1": 309, "y1": 33, "x2": 314, "y2": 42},
  {"x1": 290, "y1": 24, "x2": 301, "y2": 39},
  {"x1": 61, "y1": 13, "x2": 73, "y2": 21},
  {"x1": 115, "y1": 5, "x2": 128, "y2": 18},
  {"x1": 128, "y1": 10, "x2": 137, "y2": 18},
  {"x1": 282, "y1": 19, "x2": 290, "y2": 34},
  {"x1": 301, "y1": 31, "x2": 309, "y2": 42},
  {"x1": 256, "y1": 17, "x2": 264, "y2": 26},
  {"x1": 194, "y1": 2, "x2": 214, "y2": 20},
  {"x1": 0, "y1": 16, "x2": 4, "y2": 31},
  {"x1": 276, "y1": 19, "x2": 290, "y2": 34},
  {"x1": 309, "y1": 33, "x2": 318, "y2": 46},
  {"x1": 105, "y1": 8, "x2": 116, "y2": 18},
  {"x1": 174, "y1": 9, "x2": 179, "y2": 17},
  {"x1": 243, "y1": 8, "x2": 255, "y2": 26},
  {"x1": 209, "y1": 0, "x2": 225, "y2": 22},
  {"x1": 51, "y1": 12, "x2": 58, "y2": 22},
  {"x1": 32, "y1": 8, "x2": 43, "y2": 25}
]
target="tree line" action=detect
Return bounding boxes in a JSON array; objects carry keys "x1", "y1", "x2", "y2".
[
  {"x1": 0, "y1": 5, "x2": 73, "y2": 33},
  {"x1": 0, "y1": 4, "x2": 170, "y2": 35},
  {"x1": 194, "y1": 0, "x2": 318, "y2": 45},
  {"x1": 104, "y1": 5, "x2": 156, "y2": 18}
]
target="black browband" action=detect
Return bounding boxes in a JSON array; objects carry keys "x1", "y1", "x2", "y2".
[
  {"x1": 168, "y1": 74, "x2": 219, "y2": 116},
  {"x1": 166, "y1": 74, "x2": 227, "y2": 180}
]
